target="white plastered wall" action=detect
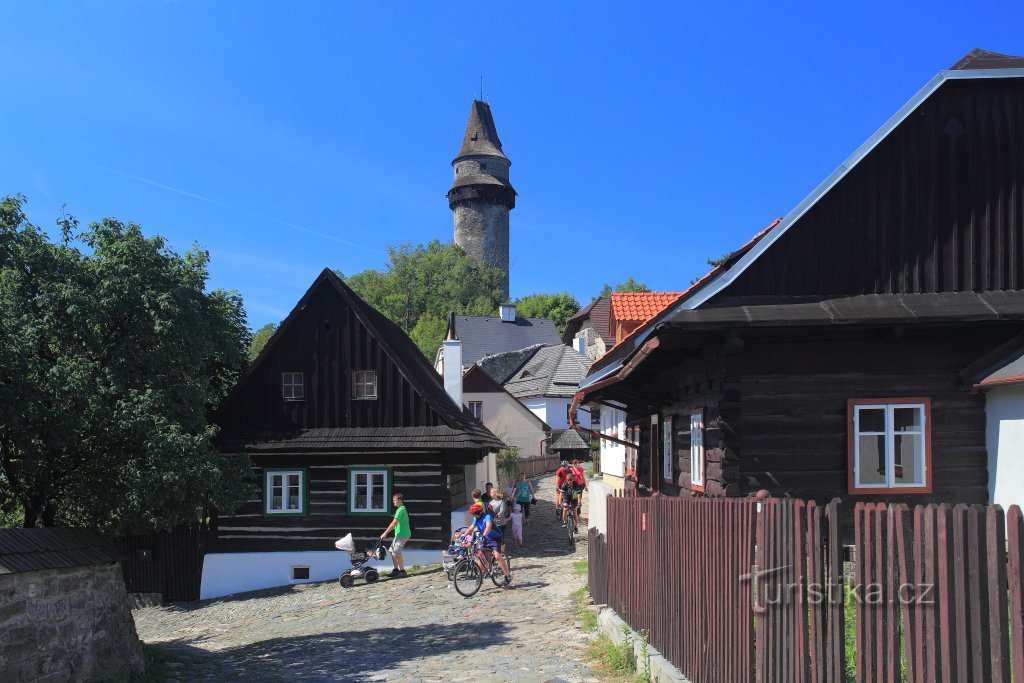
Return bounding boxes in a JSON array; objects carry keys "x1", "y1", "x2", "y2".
[
  {"x1": 200, "y1": 549, "x2": 444, "y2": 600},
  {"x1": 985, "y1": 384, "x2": 1024, "y2": 510}
]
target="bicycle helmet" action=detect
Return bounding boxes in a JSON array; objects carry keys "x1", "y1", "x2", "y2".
[
  {"x1": 560, "y1": 460, "x2": 569, "y2": 468},
  {"x1": 468, "y1": 503, "x2": 485, "y2": 515}
]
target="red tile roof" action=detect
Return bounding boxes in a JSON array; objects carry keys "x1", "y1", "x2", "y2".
[{"x1": 610, "y1": 292, "x2": 686, "y2": 324}]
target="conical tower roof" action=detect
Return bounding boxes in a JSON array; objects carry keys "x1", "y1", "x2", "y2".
[{"x1": 454, "y1": 100, "x2": 510, "y2": 163}]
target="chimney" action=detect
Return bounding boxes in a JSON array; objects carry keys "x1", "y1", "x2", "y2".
[
  {"x1": 442, "y1": 312, "x2": 463, "y2": 408},
  {"x1": 572, "y1": 336, "x2": 587, "y2": 357},
  {"x1": 499, "y1": 301, "x2": 516, "y2": 322}
]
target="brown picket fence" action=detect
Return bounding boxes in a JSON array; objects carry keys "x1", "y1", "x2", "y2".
[{"x1": 590, "y1": 494, "x2": 1024, "y2": 683}]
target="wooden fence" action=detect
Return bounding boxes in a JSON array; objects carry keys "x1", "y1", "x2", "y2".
[
  {"x1": 518, "y1": 454, "x2": 562, "y2": 478},
  {"x1": 116, "y1": 525, "x2": 205, "y2": 601},
  {"x1": 590, "y1": 494, "x2": 1024, "y2": 683}
]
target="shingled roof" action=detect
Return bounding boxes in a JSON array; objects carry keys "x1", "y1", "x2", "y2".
[
  {"x1": 448, "y1": 315, "x2": 561, "y2": 368},
  {"x1": 951, "y1": 48, "x2": 1024, "y2": 70},
  {"x1": 454, "y1": 100, "x2": 509, "y2": 162},
  {"x1": 549, "y1": 428, "x2": 589, "y2": 452},
  {"x1": 0, "y1": 528, "x2": 122, "y2": 575},
  {"x1": 481, "y1": 344, "x2": 591, "y2": 399},
  {"x1": 561, "y1": 297, "x2": 614, "y2": 345},
  {"x1": 221, "y1": 269, "x2": 504, "y2": 453}
]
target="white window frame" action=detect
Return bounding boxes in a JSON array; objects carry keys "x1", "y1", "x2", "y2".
[
  {"x1": 265, "y1": 469, "x2": 305, "y2": 515},
  {"x1": 469, "y1": 401, "x2": 483, "y2": 419},
  {"x1": 349, "y1": 468, "x2": 390, "y2": 514},
  {"x1": 352, "y1": 370, "x2": 377, "y2": 400},
  {"x1": 690, "y1": 409, "x2": 704, "y2": 491},
  {"x1": 850, "y1": 400, "x2": 929, "y2": 493},
  {"x1": 282, "y1": 372, "x2": 304, "y2": 401},
  {"x1": 663, "y1": 415, "x2": 674, "y2": 482}
]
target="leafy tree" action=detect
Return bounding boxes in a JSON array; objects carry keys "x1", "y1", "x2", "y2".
[
  {"x1": 340, "y1": 240, "x2": 507, "y2": 358},
  {"x1": 0, "y1": 195, "x2": 253, "y2": 532},
  {"x1": 706, "y1": 251, "x2": 736, "y2": 267},
  {"x1": 599, "y1": 278, "x2": 650, "y2": 298},
  {"x1": 514, "y1": 292, "x2": 581, "y2": 335},
  {"x1": 249, "y1": 322, "x2": 277, "y2": 361}
]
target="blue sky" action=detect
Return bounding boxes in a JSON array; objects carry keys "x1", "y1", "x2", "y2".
[{"x1": 2, "y1": 2, "x2": 1021, "y2": 329}]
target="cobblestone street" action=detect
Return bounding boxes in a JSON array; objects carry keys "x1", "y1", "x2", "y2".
[{"x1": 133, "y1": 472, "x2": 598, "y2": 682}]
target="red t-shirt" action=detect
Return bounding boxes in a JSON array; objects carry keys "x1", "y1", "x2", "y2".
[
  {"x1": 555, "y1": 467, "x2": 570, "y2": 487},
  {"x1": 570, "y1": 466, "x2": 585, "y2": 486}
]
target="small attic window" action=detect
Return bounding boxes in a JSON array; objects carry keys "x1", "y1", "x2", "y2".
[
  {"x1": 282, "y1": 372, "x2": 304, "y2": 401},
  {"x1": 520, "y1": 370, "x2": 533, "y2": 379}
]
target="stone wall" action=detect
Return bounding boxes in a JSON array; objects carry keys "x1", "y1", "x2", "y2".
[{"x1": 0, "y1": 563, "x2": 144, "y2": 681}]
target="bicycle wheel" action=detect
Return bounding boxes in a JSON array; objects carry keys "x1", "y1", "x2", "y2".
[
  {"x1": 490, "y1": 554, "x2": 512, "y2": 587},
  {"x1": 452, "y1": 558, "x2": 483, "y2": 598},
  {"x1": 567, "y1": 510, "x2": 576, "y2": 545}
]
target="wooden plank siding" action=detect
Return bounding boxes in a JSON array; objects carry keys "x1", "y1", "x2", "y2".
[
  {"x1": 216, "y1": 281, "x2": 445, "y2": 432},
  {"x1": 726, "y1": 325, "x2": 1020, "y2": 515},
  {"x1": 210, "y1": 454, "x2": 453, "y2": 553},
  {"x1": 714, "y1": 79, "x2": 1024, "y2": 302}
]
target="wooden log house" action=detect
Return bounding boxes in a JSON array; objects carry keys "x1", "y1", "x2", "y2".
[
  {"x1": 576, "y1": 49, "x2": 1024, "y2": 525},
  {"x1": 203, "y1": 268, "x2": 502, "y2": 598}
]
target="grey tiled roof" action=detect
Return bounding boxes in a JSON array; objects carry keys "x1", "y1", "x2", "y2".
[
  {"x1": 218, "y1": 426, "x2": 501, "y2": 453},
  {"x1": 0, "y1": 528, "x2": 122, "y2": 575},
  {"x1": 483, "y1": 344, "x2": 591, "y2": 399},
  {"x1": 453, "y1": 315, "x2": 561, "y2": 367},
  {"x1": 550, "y1": 429, "x2": 589, "y2": 451}
]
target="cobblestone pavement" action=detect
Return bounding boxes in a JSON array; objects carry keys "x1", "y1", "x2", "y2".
[{"x1": 133, "y1": 472, "x2": 598, "y2": 682}]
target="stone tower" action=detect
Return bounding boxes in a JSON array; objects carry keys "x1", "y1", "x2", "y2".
[{"x1": 447, "y1": 100, "x2": 515, "y2": 298}]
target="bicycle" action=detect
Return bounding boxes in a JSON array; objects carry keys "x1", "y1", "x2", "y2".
[
  {"x1": 451, "y1": 537, "x2": 513, "y2": 598},
  {"x1": 563, "y1": 497, "x2": 578, "y2": 545}
]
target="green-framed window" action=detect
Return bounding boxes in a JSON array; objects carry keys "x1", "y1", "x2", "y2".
[
  {"x1": 348, "y1": 467, "x2": 391, "y2": 515},
  {"x1": 264, "y1": 468, "x2": 308, "y2": 516}
]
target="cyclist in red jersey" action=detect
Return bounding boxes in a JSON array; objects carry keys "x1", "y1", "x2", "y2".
[{"x1": 554, "y1": 461, "x2": 570, "y2": 511}]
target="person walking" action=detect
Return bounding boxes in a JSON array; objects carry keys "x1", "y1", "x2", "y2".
[
  {"x1": 489, "y1": 489, "x2": 510, "y2": 551},
  {"x1": 510, "y1": 503, "x2": 524, "y2": 548},
  {"x1": 514, "y1": 471, "x2": 535, "y2": 525},
  {"x1": 380, "y1": 492, "x2": 412, "y2": 578}
]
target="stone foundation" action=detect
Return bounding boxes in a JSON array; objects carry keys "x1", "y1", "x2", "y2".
[{"x1": 0, "y1": 563, "x2": 144, "y2": 681}]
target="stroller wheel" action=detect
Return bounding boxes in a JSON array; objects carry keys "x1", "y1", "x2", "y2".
[
  {"x1": 364, "y1": 568, "x2": 380, "y2": 584},
  {"x1": 339, "y1": 572, "x2": 354, "y2": 589}
]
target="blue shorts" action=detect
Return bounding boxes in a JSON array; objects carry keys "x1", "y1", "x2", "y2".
[{"x1": 480, "y1": 536, "x2": 502, "y2": 551}]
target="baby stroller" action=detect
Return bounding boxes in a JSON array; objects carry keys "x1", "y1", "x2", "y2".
[
  {"x1": 442, "y1": 526, "x2": 474, "y2": 581},
  {"x1": 336, "y1": 533, "x2": 388, "y2": 588}
]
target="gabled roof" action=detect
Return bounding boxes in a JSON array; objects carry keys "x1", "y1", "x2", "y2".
[
  {"x1": 961, "y1": 331, "x2": 1024, "y2": 390},
  {"x1": 461, "y1": 364, "x2": 552, "y2": 433},
  {"x1": 0, "y1": 528, "x2": 122, "y2": 575},
  {"x1": 549, "y1": 428, "x2": 589, "y2": 452},
  {"x1": 562, "y1": 297, "x2": 614, "y2": 345},
  {"x1": 455, "y1": 100, "x2": 509, "y2": 163},
  {"x1": 445, "y1": 315, "x2": 561, "y2": 367},
  {"x1": 485, "y1": 344, "x2": 592, "y2": 399},
  {"x1": 611, "y1": 292, "x2": 685, "y2": 324},
  {"x1": 580, "y1": 49, "x2": 1024, "y2": 389},
  {"x1": 226, "y1": 269, "x2": 503, "y2": 452}
]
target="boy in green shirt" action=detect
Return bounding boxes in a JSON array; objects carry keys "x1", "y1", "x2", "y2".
[{"x1": 380, "y1": 492, "x2": 412, "y2": 578}]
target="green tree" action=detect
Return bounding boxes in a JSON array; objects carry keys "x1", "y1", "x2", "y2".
[
  {"x1": 0, "y1": 195, "x2": 253, "y2": 532},
  {"x1": 514, "y1": 292, "x2": 581, "y2": 335},
  {"x1": 599, "y1": 277, "x2": 650, "y2": 298},
  {"x1": 249, "y1": 322, "x2": 277, "y2": 361},
  {"x1": 339, "y1": 240, "x2": 507, "y2": 358},
  {"x1": 706, "y1": 251, "x2": 736, "y2": 267}
]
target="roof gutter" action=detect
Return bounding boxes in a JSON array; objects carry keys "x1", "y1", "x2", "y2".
[{"x1": 568, "y1": 337, "x2": 661, "y2": 448}]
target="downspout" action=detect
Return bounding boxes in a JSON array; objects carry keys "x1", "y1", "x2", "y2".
[{"x1": 569, "y1": 336, "x2": 661, "y2": 447}]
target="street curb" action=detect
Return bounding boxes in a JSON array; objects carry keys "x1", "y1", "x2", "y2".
[{"x1": 589, "y1": 603, "x2": 690, "y2": 683}]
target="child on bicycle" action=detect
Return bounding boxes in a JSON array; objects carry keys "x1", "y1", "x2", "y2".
[{"x1": 468, "y1": 502, "x2": 511, "y2": 584}]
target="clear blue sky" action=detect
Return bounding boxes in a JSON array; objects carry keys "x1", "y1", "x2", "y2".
[{"x1": 2, "y1": 2, "x2": 1021, "y2": 329}]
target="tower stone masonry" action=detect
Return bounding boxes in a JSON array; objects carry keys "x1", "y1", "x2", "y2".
[{"x1": 447, "y1": 100, "x2": 516, "y2": 298}]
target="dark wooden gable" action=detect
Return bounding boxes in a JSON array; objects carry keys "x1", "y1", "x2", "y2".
[
  {"x1": 712, "y1": 78, "x2": 1024, "y2": 303},
  {"x1": 217, "y1": 270, "x2": 446, "y2": 431}
]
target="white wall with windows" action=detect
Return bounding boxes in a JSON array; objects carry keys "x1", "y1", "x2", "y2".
[{"x1": 985, "y1": 385, "x2": 1024, "y2": 510}]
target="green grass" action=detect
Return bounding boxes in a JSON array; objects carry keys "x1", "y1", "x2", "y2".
[
  {"x1": 572, "y1": 559, "x2": 588, "y2": 577},
  {"x1": 584, "y1": 628, "x2": 647, "y2": 682}
]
